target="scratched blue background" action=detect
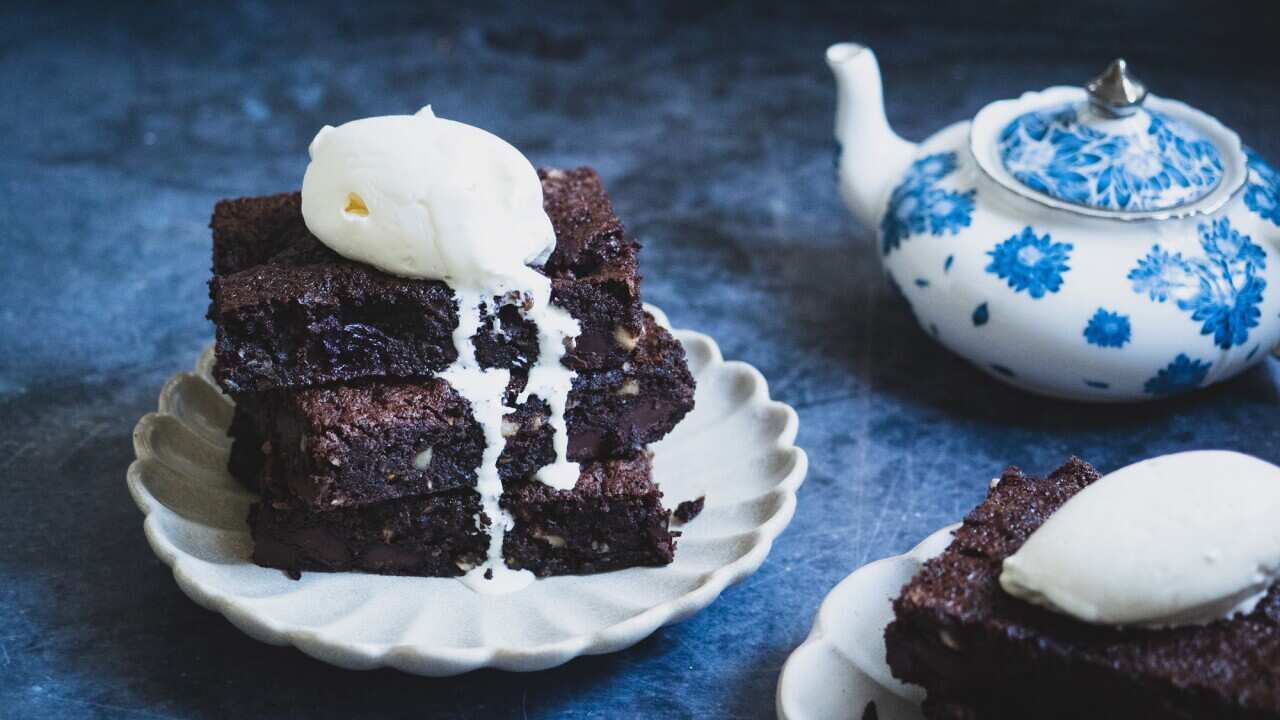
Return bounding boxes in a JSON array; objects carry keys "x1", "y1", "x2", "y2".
[{"x1": 3, "y1": 1, "x2": 1280, "y2": 717}]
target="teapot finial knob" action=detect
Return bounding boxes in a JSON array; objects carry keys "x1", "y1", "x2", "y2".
[{"x1": 1086, "y1": 59, "x2": 1147, "y2": 118}]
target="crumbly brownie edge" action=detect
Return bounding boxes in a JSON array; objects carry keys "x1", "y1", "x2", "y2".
[{"x1": 503, "y1": 454, "x2": 675, "y2": 576}]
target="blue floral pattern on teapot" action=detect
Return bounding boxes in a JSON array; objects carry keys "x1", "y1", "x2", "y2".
[
  {"x1": 880, "y1": 153, "x2": 975, "y2": 255},
  {"x1": 1245, "y1": 150, "x2": 1280, "y2": 227},
  {"x1": 829, "y1": 44, "x2": 1280, "y2": 401},
  {"x1": 985, "y1": 227, "x2": 1073, "y2": 298},
  {"x1": 1128, "y1": 218, "x2": 1266, "y2": 350},
  {"x1": 998, "y1": 104, "x2": 1223, "y2": 213}
]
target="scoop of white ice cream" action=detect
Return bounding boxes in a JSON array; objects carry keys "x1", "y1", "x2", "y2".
[
  {"x1": 300, "y1": 106, "x2": 554, "y2": 295},
  {"x1": 1000, "y1": 450, "x2": 1280, "y2": 627}
]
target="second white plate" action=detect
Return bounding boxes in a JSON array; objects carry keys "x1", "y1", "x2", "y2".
[
  {"x1": 776, "y1": 524, "x2": 959, "y2": 720},
  {"x1": 127, "y1": 306, "x2": 807, "y2": 676}
]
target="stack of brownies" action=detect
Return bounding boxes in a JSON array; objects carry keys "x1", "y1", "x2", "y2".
[{"x1": 206, "y1": 168, "x2": 696, "y2": 578}]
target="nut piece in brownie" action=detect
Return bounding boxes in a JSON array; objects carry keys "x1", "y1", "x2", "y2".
[
  {"x1": 208, "y1": 167, "x2": 645, "y2": 394},
  {"x1": 885, "y1": 458, "x2": 1280, "y2": 720},
  {"x1": 228, "y1": 314, "x2": 694, "y2": 510},
  {"x1": 251, "y1": 454, "x2": 674, "y2": 578}
]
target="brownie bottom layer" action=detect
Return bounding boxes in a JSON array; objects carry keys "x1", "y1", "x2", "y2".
[
  {"x1": 251, "y1": 489, "x2": 486, "y2": 577},
  {"x1": 250, "y1": 455, "x2": 675, "y2": 578}
]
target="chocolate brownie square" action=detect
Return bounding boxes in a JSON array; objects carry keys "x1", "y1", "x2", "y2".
[
  {"x1": 885, "y1": 458, "x2": 1280, "y2": 719},
  {"x1": 208, "y1": 167, "x2": 645, "y2": 394}
]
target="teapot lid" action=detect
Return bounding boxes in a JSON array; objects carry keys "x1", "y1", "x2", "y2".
[{"x1": 970, "y1": 60, "x2": 1248, "y2": 221}]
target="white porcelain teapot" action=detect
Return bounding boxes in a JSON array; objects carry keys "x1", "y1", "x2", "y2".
[{"x1": 828, "y1": 43, "x2": 1280, "y2": 401}]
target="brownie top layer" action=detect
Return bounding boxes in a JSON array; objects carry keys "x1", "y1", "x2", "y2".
[
  {"x1": 210, "y1": 167, "x2": 635, "y2": 312},
  {"x1": 894, "y1": 457, "x2": 1280, "y2": 712},
  {"x1": 537, "y1": 168, "x2": 628, "y2": 277},
  {"x1": 208, "y1": 167, "x2": 647, "y2": 393}
]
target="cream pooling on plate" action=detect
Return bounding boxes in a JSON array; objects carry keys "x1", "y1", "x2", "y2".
[
  {"x1": 1000, "y1": 450, "x2": 1280, "y2": 627},
  {"x1": 301, "y1": 107, "x2": 581, "y2": 593}
]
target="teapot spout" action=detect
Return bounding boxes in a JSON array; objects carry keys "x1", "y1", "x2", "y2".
[{"x1": 827, "y1": 43, "x2": 918, "y2": 230}]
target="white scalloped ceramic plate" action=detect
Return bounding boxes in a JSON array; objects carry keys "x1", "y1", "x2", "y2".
[
  {"x1": 128, "y1": 306, "x2": 806, "y2": 676},
  {"x1": 776, "y1": 524, "x2": 959, "y2": 720}
]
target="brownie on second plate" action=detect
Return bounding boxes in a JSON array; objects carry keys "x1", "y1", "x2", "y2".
[{"x1": 885, "y1": 457, "x2": 1280, "y2": 719}]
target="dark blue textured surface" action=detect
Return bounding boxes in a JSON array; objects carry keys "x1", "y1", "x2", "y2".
[{"x1": 3, "y1": 2, "x2": 1280, "y2": 717}]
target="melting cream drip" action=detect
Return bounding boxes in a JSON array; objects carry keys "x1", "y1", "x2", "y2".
[{"x1": 301, "y1": 107, "x2": 580, "y2": 593}]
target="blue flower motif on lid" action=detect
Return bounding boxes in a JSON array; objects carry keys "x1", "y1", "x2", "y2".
[
  {"x1": 1000, "y1": 106, "x2": 1100, "y2": 206},
  {"x1": 997, "y1": 104, "x2": 1223, "y2": 212},
  {"x1": 1144, "y1": 354, "x2": 1211, "y2": 396},
  {"x1": 1128, "y1": 217, "x2": 1266, "y2": 349},
  {"x1": 986, "y1": 227, "x2": 1073, "y2": 298},
  {"x1": 1244, "y1": 149, "x2": 1280, "y2": 227},
  {"x1": 1083, "y1": 308, "x2": 1131, "y2": 348},
  {"x1": 880, "y1": 153, "x2": 976, "y2": 255}
]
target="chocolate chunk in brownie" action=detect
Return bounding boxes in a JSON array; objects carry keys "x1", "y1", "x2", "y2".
[
  {"x1": 207, "y1": 168, "x2": 645, "y2": 394},
  {"x1": 885, "y1": 457, "x2": 1280, "y2": 719},
  {"x1": 250, "y1": 454, "x2": 674, "y2": 578},
  {"x1": 227, "y1": 314, "x2": 694, "y2": 511}
]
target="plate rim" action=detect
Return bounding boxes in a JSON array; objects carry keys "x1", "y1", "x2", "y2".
[
  {"x1": 128, "y1": 308, "x2": 809, "y2": 675},
  {"x1": 775, "y1": 523, "x2": 959, "y2": 720}
]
